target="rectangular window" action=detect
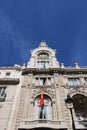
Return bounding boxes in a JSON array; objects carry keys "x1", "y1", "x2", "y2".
[
  {"x1": 37, "y1": 61, "x2": 50, "y2": 69},
  {"x1": 48, "y1": 78, "x2": 51, "y2": 85},
  {"x1": 0, "y1": 87, "x2": 6, "y2": 96},
  {"x1": 0, "y1": 87, "x2": 6, "y2": 102},
  {"x1": 5, "y1": 72, "x2": 10, "y2": 78},
  {"x1": 85, "y1": 78, "x2": 87, "y2": 85},
  {"x1": 46, "y1": 61, "x2": 49, "y2": 68},
  {"x1": 36, "y1": 78, "x2": 39, "y2": 85},
  {"x1": 40, "y1": 78, "x2": 46, "y2": 86},
  {"x1": 6, "y1": 72, "x2": 10, "y2": 75},
  {"x1": 37, "y1": 62, "x2": 46, "y2": 69},
  {"x1": 41, "y1": 62, "x2": 46, "y2": 69},
  {"x1": 36, "y1": 77, "x2": 52, "y2": 86},
  {"x1": 68, "y1": 78, "x2": 80, "y2": 86}
]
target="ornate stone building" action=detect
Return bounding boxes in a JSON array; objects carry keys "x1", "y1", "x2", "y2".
[{"x1": 0, "y1": 41, "x2": 87, "y2": 130}]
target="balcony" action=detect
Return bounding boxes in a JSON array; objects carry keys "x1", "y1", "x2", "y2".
[
  {"x1": 18, "y1": 119, "x2": 67, "y2": 130},
  {"x1": 74, "y1": 120, "x2": 87, "y2": 130}
]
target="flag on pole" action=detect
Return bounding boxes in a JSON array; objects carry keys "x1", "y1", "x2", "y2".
[{"x1": 40, "y1": 89, "x2": 44, "y2": 107}]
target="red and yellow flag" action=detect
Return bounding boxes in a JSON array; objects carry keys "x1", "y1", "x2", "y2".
[{"x1": 40, "y1": 89, "x2": 44, "y2": 107}]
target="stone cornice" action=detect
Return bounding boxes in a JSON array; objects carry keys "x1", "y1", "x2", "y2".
[
  {"x1": 0, "y1": 66, "x2": 21, "y2": 71},
  {"x1": 22, "y1": 67, "x2": 87, "y2": 75},
  {"x1": 0, "y1": 78, "x2": 20, "y2": 84},
  {"x1": 65, "y1": 68, "x2": 87, "y2": 74}
]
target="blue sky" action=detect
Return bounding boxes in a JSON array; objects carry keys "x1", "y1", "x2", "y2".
[{"x1": 0, "y1": 0, "x2": 87, "y2": 67}]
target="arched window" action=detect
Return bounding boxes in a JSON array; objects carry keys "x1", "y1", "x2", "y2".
[
  {"x1": 38, "y1": 52, "x2": 49, "y2": 59},
  {"x1": 35, "y1": 95, "x2": 52, "y2": 120},
  {"x1": 73, "y1": 94, "x2": 87, "y2": 120},
  {"x1": 37, "y1": 52, "x2": 50, "y2": 69}
]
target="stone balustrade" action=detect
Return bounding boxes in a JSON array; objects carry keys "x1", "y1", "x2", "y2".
[{"x1": 19, "y1": 119, "x2": 67, "y2": 130}]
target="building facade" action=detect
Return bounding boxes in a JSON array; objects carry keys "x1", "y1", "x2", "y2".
[{"x1": 0, "y1": 41, "x2": 87, "y2": 130}]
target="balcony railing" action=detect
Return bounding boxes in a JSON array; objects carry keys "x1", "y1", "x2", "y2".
[
  {"x1": 75, "y1": 120, "x2": 87, "y2": 129},
  {"x1": 18, "y1": 119, "x2": 67, "y2": 130}
]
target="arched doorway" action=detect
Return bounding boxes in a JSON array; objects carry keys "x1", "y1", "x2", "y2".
[{"x1": 73, "y1": 94, "x2": 87, "y2": 120}]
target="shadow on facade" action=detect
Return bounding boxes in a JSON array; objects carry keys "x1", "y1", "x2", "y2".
[
  {"x1": 19, "y1": 128, "x2": 67, "y2": 130},
  {"x1": 73, "y1": 94, "x2": 87, "y2": 128}
]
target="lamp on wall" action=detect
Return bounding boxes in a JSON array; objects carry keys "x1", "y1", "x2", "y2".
[{"x1": 65, "y1": 94, "x2": 75, "y2": 130}]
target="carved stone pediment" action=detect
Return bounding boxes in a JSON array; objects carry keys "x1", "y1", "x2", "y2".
[
  {"x1": 31, "y1": 87, "x2": 55, "y2": 101},
  {"x1": 67, "y1": 85, "x2": 87, "y2": 95}
]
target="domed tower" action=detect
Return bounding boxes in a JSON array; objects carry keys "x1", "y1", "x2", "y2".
[
  {"x1": 27, "y1": 41, "x2": 59, "y2": 68},
  {"x1": 17, "y1": 41, "x2": 67, "y2": 130}
]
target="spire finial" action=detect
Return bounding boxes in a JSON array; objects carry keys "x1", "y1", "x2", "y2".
[{"x1": 39, "y1": 40, "x2": 48, "y2": 47}]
